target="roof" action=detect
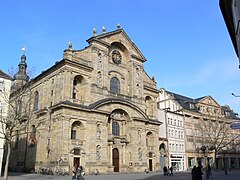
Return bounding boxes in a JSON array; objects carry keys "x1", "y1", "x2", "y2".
[
  {"x1": 0, "y1": 69, "x2": 12, "y2": 80},
  {"x1": 165, "y1": 90, "x2": 240, "y2": 119},
  {"x1": 219, "y1": 0, "x2": 238, "y2": 57},
  {"x1": 222, "y1": 105, "x2": 240, "y2": 120},
  {"x1": 165, "y1": 90, "x2": 199, "y2": 112}
]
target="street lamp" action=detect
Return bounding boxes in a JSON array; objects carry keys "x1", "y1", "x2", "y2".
[
  {"x1": 222, "y1": 147, "x2": 228, "y2": 175},
  {"x1": 232, "y1": 93, "x2": 240, "y2": 97},
  {"x1": 196, "y1": 146, "x2": 214, "y2": 166}
]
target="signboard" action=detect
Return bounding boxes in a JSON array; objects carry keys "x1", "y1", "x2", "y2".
[{"x1": 230, "y1": 123, "x2": 240, "y2": 129}]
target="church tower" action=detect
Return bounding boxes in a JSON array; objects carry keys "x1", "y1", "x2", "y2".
[{"x1": 12, "y1": 51, "x2": 29, "y2": 90}]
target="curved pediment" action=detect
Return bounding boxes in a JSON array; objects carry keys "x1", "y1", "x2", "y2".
[{"x1": 89, "y1": 98, "x2": 149, "y2": 120}]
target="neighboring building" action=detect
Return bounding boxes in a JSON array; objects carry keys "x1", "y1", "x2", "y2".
[
  {"x1": 158, "y1": 88, "x2": 240, "y2": 170},
  {"x1": 0, "y1": 70, "x2": 12, "y2": 175},
  {"x1": 220, "y1": 0, "x2": 240, "y2": 67},
  {"x1": 9, "y1": 26, "x2": 161, "y2": 174},
  {"x1": 158, "y1": 88, "x2": 186, "y2": 171}
]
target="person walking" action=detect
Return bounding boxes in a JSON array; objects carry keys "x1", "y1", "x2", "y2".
[
  {"x1": 163, "y1": 166, "x2": 167, "y2": 176},
  {"x1": 72, "y1": 164, "x2": 78, "y2": 180},
  {"x1": 195, "y1": 161, "x2": 203, "y2": 180},
  {"x1": 191, "y1": 166, "x2": 197, "y2": 180},
  {"x1": 169, "y1": 166, "x2": 174, "y2": 176},
  {"x1": 167, "y1": 166, "x2": 170, "y2": 176}
]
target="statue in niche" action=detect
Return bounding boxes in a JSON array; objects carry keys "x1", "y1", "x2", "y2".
[
  {"x1": 28, "y1": 125, "x2": 37, "y2": 146},
  {"x1": 97, "y1": 72, "x2": 102, "y2": 85},
  {"x1": 96, "y1": 145, "x2": 101, "y2": 160},
  {"x1": 97, "y1": 52, "x2": 103, "y2": 68},
  {"x1": 138, "y1": 130, "x2": 141, "y2": 143},
  {"x1": 138, "y1": 148, "x2": 142, "y2": 161},
  {"x1": 136, "y1": 68, "x2": 140, "y2": 78},
  {"x1": 96, "y1": 125, "x2": 101, "y2": 139}
]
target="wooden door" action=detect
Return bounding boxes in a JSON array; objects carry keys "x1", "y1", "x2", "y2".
[
  {"x1": 74, "y1": 157, "x2": 80, "y2": 167},
  {"x1": 149, "y1": 159, "x2": 153, "y2": 171},
  {"x1": 113, "y1": 148, "x2": 119, "y2": 172}
]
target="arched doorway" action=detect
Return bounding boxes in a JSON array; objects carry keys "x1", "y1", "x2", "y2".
[{"x1": 112, "y1": 148, "x2": 119, "y2": 172}]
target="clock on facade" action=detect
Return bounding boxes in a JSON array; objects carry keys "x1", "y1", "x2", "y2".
[{"x1": 112, "y1": 50, "x2": 122, "y2": 64}]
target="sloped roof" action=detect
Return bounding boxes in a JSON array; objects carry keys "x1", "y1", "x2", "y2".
[
  {"x1": 0, "y1": 69, "x2": 12, "y2": 80},
  {"x1": 165, "y1": 90, "x2": 240, "y2": 118},
  {"x1": 222, "y1": 105, "x2": 240, "y2": 120},
  {"x1": 165, "y1": 90, "x2": 198, "y2": 112}
]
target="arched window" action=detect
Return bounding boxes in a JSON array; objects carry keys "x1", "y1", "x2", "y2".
[
  {"x1": 112, "y1": 121, "x2": 120, "y2": 136},
  {"x1": 71, "y1": 126, "x2": 77, "y2": 140},
  {"x1": 159, "y1": 143, "x2": 166, "y2": 151},
  {"x1": 71, "y1": 121, "x2": 82, "y2": 140},
  {"x1": 110, "y1": 77, "x2": 120, "y2": 94},
  {"x1": 146, "y1": 132, "x2": 154, "y2": 147},
  {"x1": 34, "y1": 91, "x2": 39, "y2": 111}
]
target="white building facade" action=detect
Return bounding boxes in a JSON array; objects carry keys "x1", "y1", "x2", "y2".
[
  {"x1": 0, "y1": 70, "x2": 12, "y2": 175},
  {"x1": 157, "y1": 88, "x2": 186, "y2": 171}
]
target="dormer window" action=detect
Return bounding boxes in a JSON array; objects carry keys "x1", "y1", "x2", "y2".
[
  {"x1": 189, "y1": 103, "x2": 194, "y2": 109},
  {"x1": 225, "y1": 111, "x2": 230, "y2": 117}
]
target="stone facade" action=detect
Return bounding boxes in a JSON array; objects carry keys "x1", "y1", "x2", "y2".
[
  {"x1": 158, "y1": 88, "x2": 240, "y2": 171},
  {"x1": 9, "y1": 27, "x2": 161, "y2": 174}
]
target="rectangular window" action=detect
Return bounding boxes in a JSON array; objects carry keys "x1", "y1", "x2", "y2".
[
  {"x1": 51, "y1": 90, "x2": 53, "y2": 96},
  {"x1": 168, "y1": 118, "x2": 170, "y2": 124}
]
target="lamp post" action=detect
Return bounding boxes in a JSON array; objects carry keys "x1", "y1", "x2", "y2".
[
  {"x1": 196, "y1": 145, "x2": 214, "y2": 179},
  {"x1": 231, "y1": 93, "x2": 240, "y2": 97},
  {"x1": 222, "y1": 147, "x2": 228, "y2": 175}
]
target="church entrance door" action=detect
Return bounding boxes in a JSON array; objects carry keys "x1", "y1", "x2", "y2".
[{"x1": 113, "y1": 148, "x2": 119, "y2": 172}]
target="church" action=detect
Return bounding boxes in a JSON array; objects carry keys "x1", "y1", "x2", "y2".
[{"x1": 9, "y1": 25, "x2": 161, "y2": 174}]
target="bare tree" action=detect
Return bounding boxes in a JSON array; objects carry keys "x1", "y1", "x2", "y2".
[
  {"x1": 198, "y1": 114, "x2": 240, "y2": 169},
  {"x1": 0, "y1": 83, "x2": 36, "y2": 180}
]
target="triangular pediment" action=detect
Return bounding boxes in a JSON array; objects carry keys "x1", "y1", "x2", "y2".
[
  {"x1": 195, "y1": 96, "x2": 221, "y2": 108},
  {"x1": 87, "y1": 28, "x2": 146, "y2": 62}
]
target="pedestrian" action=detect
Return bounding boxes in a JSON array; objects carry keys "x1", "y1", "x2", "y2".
[
  {"x1": 195, "y1": 161, "x2": 203, "y2": 180},
  {"x1": 163, "y1": 166, "x2": 167, "y2": 176},
  {"x1": 206, "y1": 163, "x2": 212, "y2": 178},
  {"x1": 191, "y1": 166, "x2": 197, "y2": 180},
  {"x1": 169, "y1": 166, "x2": 174, "y2": 176},
  {"x1": 167, "y1": 166, "x2": 170, "y2": 176},
  {"x1": 72, "y1": 164, "x2": 78, "y2": 180}
]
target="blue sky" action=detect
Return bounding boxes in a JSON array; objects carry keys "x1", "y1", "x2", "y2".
[{"x1": 1, "y1": 0, "x2": 240, "y2": 113}]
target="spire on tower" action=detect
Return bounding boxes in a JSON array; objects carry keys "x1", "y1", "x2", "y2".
[{"x1": 12, "y1": 48, "x2": 30, "y2": 89}]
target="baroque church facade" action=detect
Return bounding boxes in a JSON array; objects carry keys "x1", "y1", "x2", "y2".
[{"x1": 9, "y1": 26, "x2": 161, "y2": 174}]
